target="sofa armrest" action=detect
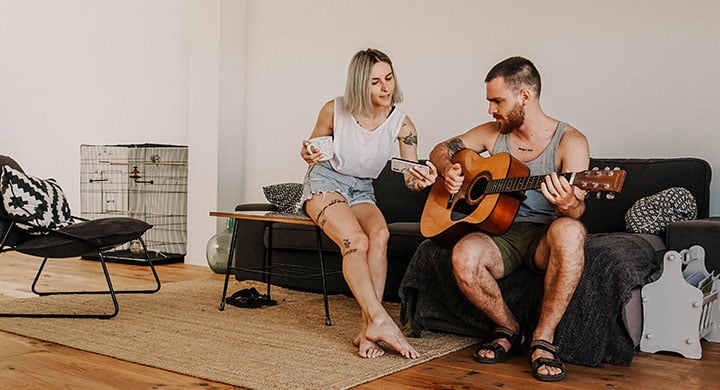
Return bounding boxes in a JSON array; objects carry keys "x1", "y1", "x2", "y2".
[{"x1": 666, "y1": 217, "x2": 720, "y2": 274}]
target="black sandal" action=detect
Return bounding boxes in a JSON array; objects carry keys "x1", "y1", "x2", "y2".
[
  {"x1": 473, "y1": 326, "x2": 525, "y2": 364},
  {"x1": 529, "y1": 339, "x2": 566, "y2": 382},
  {"x1": 225, "y1": 287, "x2": 277, "y2": 308}
]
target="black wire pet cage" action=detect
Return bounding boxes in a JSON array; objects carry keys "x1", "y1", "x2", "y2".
[{"x1": 80, "y1": 144, "x2": 188, "y2": 264}]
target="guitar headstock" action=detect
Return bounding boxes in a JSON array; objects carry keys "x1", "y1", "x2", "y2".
[{"x1": 573, "y1": 167, "x2": 626, "y2": 199}]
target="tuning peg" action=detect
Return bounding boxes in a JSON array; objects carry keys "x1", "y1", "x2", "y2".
[
  {"x1": 595, "y1": 192, "x2": 602, "y2": 199},
  {"x1": 606, "y1": 193, "x2": 616, "y2": 200}
]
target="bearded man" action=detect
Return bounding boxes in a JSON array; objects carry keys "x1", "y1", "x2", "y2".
[{"x1": 428, "y1": 56, "x2": 589, "y2": 382}]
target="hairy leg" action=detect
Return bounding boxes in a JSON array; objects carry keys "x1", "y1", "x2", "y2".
[
  {"x1": 531, "y1": 217, "x2": 586, "y2": 376},
  {"x1": 452, "y1": 232, "x2": 520, "y2": 359},
  {"x1": 305, "y1": 192, "x2": 418, "y2": 358}
]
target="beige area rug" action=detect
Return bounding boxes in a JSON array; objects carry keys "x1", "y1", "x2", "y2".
[{"x1": 0, "y1": 279, "x2": 476, "y2": 389}]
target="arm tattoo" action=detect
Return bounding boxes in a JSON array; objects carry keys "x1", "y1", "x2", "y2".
[
  {"x1": 402, "y1": 133, "x2": 418, "y2": 146},
  {"x1": 405, "y1": 175, "x2": 424, "y2": 191},
  {"x1": 445, "y1": 138, "x2": 466, "y2": 159}
]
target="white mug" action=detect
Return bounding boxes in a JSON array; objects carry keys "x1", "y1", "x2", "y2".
[{"x1": 306, "y1": 136, "x2": 334, "y2": 161}]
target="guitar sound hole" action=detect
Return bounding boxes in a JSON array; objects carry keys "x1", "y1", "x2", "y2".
[{"x1": 467, "y1": 177, "x2": 488, "y2": 203}]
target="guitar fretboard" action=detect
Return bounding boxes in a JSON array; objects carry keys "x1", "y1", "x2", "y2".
[{"x1": 486, "y1": 173, "x2": 574, "y2": 194}]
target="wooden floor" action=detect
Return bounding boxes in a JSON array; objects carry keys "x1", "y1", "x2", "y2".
[{"x1": 1, "y1": 252, "x2": 719, "y2": 389}]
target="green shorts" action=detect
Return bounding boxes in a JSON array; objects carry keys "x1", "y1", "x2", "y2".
[{"x1": 491, "y1": 222, "x2": 549, "y2": 277}]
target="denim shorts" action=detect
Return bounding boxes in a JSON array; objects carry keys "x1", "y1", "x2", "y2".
[{"x1": 301, "y1": 161, "x2": 376, "y2": 208}]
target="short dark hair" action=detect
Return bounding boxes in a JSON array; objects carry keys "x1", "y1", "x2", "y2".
[{"x1": 485, "y1": 56, "x2": 541, "y2": 97}]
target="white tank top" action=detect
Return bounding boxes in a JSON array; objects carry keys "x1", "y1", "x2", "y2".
[{"x1": 329, "y1": 96, "x2": 406, "y2": 179}]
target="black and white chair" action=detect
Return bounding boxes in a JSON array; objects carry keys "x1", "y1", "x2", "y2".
[{"x1": 0, "y1": 154, "x2": 160, "y2": 319}]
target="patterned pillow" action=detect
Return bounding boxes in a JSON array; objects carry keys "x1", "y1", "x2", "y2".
[
  {"x1": 625, "y1": 187, "x2": 697, "y2": 235},
  {"x1": 263, "y1": 183, "x2": 304, "y2": 214},
  {"x1": 1, "y1": 166, "x2": 74, "y2": 234}
]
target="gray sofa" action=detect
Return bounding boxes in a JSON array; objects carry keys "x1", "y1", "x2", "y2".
[{"x1": 232, "y1": 156, "x2": 714, "y2": 366}]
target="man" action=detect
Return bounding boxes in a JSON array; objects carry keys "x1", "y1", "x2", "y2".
[{"x1": 428, "y1": 56, "x2": 589, "y2": 382}]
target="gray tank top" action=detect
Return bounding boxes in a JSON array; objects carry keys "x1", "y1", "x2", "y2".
[{"x1": 492, "y1": 122, "x2": 567, "y2": 224}]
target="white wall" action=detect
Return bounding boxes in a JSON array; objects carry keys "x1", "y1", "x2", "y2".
[
  {"x1": 240, "y1": 0, "x2": 720, "y2": 217},
  {"x1": 0, "y1": 0, "x2": 224, "y2": 265},
  {"x1": 1, "y1": 1, "x2": 719, "y2": 268}
]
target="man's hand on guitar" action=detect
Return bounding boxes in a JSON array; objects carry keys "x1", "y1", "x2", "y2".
[
  {"x1": 541, "y1": 172, "x2": 583, "y2": 218},
  {"x1": 541, "y1": 172, "x2": 570, "y2": 204},
  {"x1": 443, "y1": 163, "x2": 464, "y2": 195}
]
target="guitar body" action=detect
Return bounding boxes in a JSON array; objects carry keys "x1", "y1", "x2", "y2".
[{"x1": 420, "y1": 150, "x2": 530, "y2": 246}]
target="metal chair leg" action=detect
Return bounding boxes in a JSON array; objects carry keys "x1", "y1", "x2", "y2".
[
  {"x1": 0, "y1": 251, "x2": 119, "y2": 319},
  {"x1": 0, "y1": 238, "x2": 160, "y2": 319},
  {"x1": 31, "y1": 238, "x2": 161, "y2": 296}
]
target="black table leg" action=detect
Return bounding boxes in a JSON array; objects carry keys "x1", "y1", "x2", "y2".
[
  {"x1": 315, "y1": 226, "x2": 332, "y2": 326},
  {"x1": 219, "y1": 218, "x2": 240, "y2": 311}
]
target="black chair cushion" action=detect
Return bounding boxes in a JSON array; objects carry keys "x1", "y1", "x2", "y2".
[{"x1": 16, "y1": 217, "x2": 152, "y2": 258}]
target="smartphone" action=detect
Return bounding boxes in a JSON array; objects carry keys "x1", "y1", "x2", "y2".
[{"x1": 390, "y1": 158, "x2": 430, "y2": 175}]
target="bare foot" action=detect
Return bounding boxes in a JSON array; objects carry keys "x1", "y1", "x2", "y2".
[
  {"x1": 353, "y1": 333, "x2": 385, "y2": 358},
  {"x1": 364, "y1": 316, "x2": 419, "y2": 359}
]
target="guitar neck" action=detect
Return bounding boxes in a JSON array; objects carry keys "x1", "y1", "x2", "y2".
[{"x1": 487, "y1": 172, "x2": 575, "y2": 194}]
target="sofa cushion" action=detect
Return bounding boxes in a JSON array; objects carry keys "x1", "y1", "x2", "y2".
[
  {"x1": 263, "y1": 183, "x2": 303, "y2": 214},
  {"x1": 625, "y1": 187, "x2": 697, "y2": 234}
]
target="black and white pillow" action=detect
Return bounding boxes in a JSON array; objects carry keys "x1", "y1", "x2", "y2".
[
  {"x1": 263, "y1": 183, "x2": 304, "y2": 214},
  {"x1": 625, "y1": 186, "x2": 697, "y2": 235},
  {"x1": 1, "y1": 166, "x2": 74, "y2": 234}
]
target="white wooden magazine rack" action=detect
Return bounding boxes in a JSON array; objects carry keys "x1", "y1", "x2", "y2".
[{"x1": 641, "y1": 245, "x2": 720, "y2": 359}]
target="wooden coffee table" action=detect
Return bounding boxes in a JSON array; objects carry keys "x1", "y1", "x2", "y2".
[{"x1": 209, "y1": 210, "x2": 338, "y2": 325}]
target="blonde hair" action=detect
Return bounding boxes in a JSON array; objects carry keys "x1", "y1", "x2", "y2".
[{"x1": 343, "y1": 48, "x2": 403, "y2": 116}]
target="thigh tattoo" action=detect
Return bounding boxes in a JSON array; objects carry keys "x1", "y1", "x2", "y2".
[{"x1": 315, "y1": 198, "x2": 347, "y2": 228}]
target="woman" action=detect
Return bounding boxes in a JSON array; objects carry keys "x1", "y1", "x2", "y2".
[{"x1": 300, "y1": 48, "x2": 437, "y2": 359}]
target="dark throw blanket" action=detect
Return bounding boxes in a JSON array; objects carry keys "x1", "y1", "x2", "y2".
[{"x1": 399, "y1": 233, "x2": 661, "y2": 367}]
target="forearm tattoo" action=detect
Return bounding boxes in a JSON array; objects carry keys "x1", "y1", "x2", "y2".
[
  {"x1": 445, "y1": 138, "x2": 466, "y2": 159},
  {"x1": 405, "y1": 175, "x2": 424, "y2": 191}
]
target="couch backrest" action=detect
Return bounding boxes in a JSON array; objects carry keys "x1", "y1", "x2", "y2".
[
  {"x1": 582, "y1": 157, "x2": 711, "y2": 233},
  {"x1": 373, "y1": 157, "x2": 712, "y2": 234}
]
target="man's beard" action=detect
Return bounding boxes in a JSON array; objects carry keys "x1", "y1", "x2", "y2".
[{"x1": 496, "y1": 103, "x2": 525, "y2": 134}]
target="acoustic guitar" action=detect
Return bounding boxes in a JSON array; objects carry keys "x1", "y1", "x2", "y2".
[{"x1": 420, "y1": 149, "x2": 626, "y2": 246}]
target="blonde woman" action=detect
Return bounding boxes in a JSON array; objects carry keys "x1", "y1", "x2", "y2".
[{"x1": 300, "y1": 48, "x2": 436, "y2": 358}]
